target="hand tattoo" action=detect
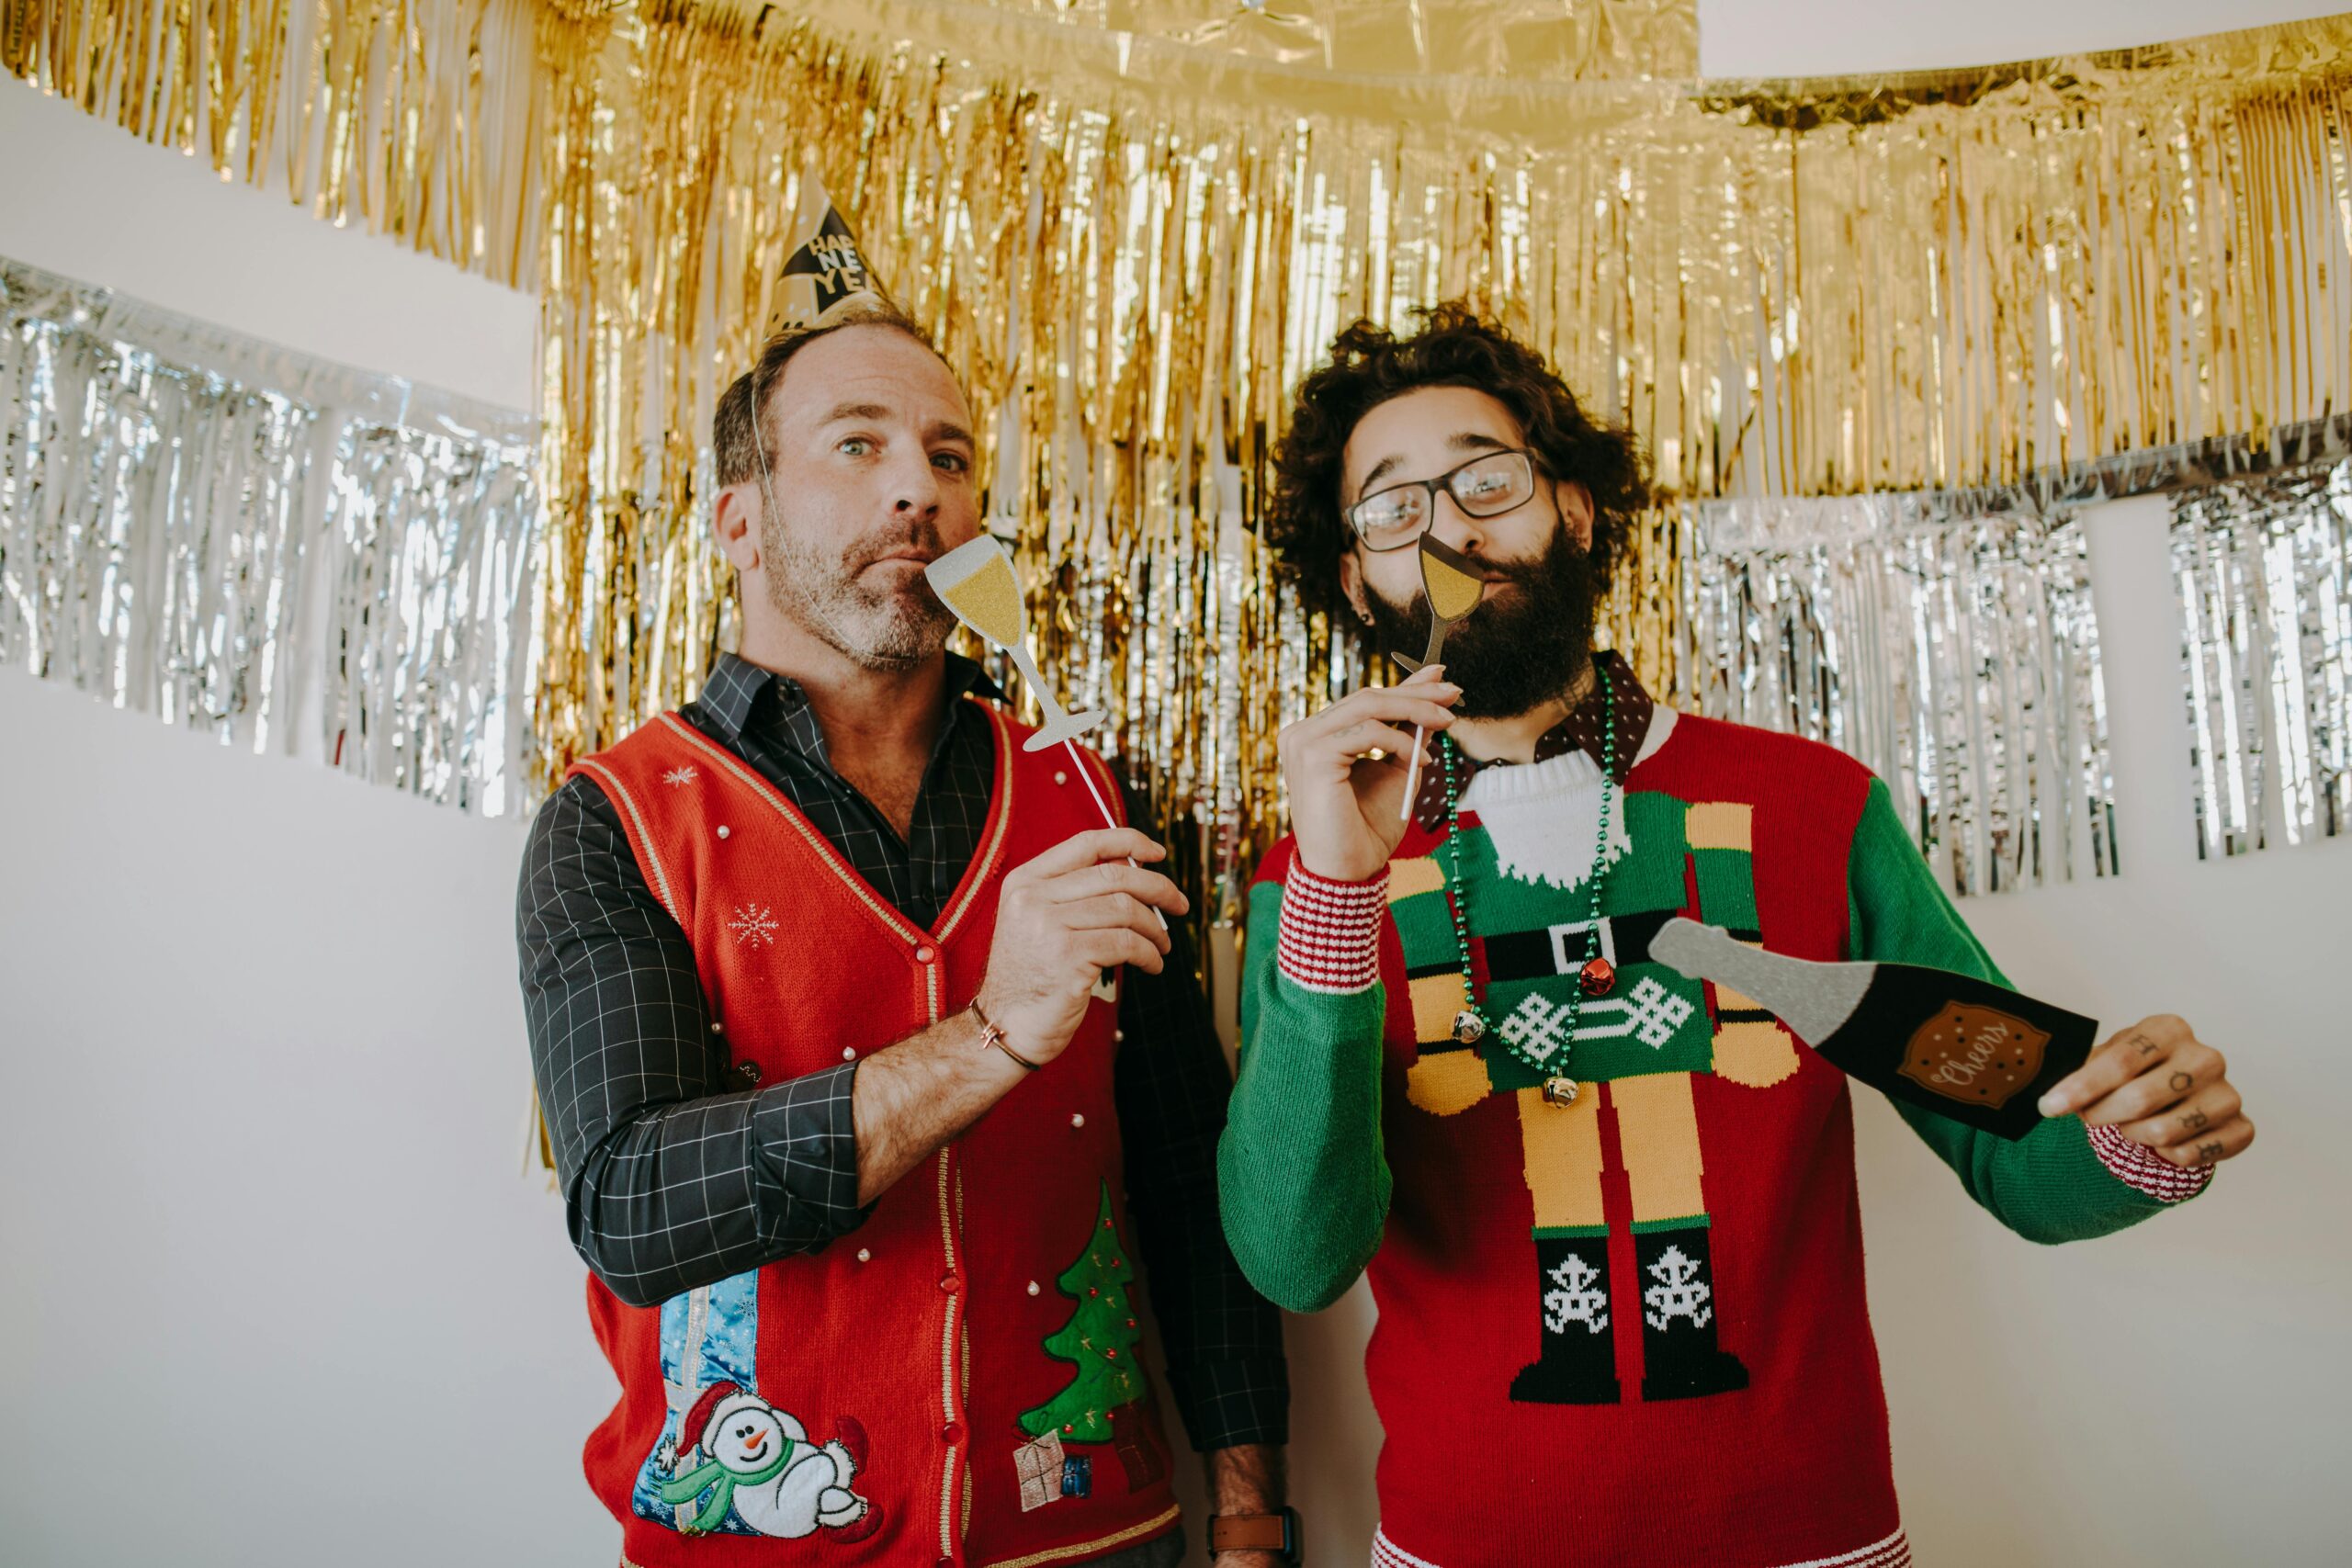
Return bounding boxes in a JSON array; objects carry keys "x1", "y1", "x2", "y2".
[
  {"x1": 2168, "y1": 1070, "x2": 2194, "y2": 1093},
  {"x1": 2195, "y1": 1140, "x2": 2223, "y2": 1164},
  {"x1": 2132, "y1": 1032, "x2": 2160, "y2": 1058},
  {"x1": 2181, "y1": 1107, "x2": 2210, "y2": 1133}
]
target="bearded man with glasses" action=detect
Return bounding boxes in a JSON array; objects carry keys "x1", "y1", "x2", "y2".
[{"x1": 1215, "y1": 304, "x2": 2254, "y2": 1568}]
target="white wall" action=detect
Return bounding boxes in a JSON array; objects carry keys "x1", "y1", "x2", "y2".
[
  {"x1": 1695, "y1": 0, "x2": 2348, "y2": 77},
  {"x1": 0, "y1": 75, "x2": 537, "y2": 412},
  {"x1": 0, "y1": 673, "x2": 614, "y2": 1564},
  {"x1": 5, "y1": 10, "x2": 2349, "y2": 1566}
]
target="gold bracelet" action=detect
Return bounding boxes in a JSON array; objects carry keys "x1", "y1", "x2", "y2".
[{"x1": 969, "y1": 998, "x2": 1041, "y2": 1071}]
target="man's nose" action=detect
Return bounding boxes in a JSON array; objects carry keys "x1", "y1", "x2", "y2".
[
  {"x1": 892, "y1": 452, "x2": 942, "y2": 519},
  {"x1": 1426, "y1": 489, "x2": 1488, "y2": 555}
]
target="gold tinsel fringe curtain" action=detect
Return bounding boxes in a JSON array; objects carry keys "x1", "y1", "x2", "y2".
[
  {"x1": 8, "y1": 1, "x2": 2351, "y2": 912},
  {"x1": 2, "y1": 0, "x2": 544, "y2": 286},
  {"x1": 521, "y1": 3, "x2": 2352, "y2": 911}
]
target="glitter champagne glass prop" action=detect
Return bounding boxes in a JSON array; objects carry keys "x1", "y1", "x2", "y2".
[
  {"x1": 1394, "y1": 534, "x2": 1488, "y2": 822},
  {"x1": 925, "y1": 536, "x2": 1161, "y2": 928},
  {"x1": 1648, "y1": 919, "x2": 2098, "y2": 1139}
]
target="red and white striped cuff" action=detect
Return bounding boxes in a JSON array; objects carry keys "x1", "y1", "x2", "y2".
[
  {"x1": 2086, "y1": 1122, "x2": 2216, "y2": 1203},
  {"x1": 1373, "y1": 1524, "x2": 1909, "y2": 1568},
  {"x1": 1275, "y1": 863, "x2": 1389, "y2": 994}
]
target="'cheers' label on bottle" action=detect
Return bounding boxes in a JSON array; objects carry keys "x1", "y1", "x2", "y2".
[{"x1": 1899, "y1": 1003, "x2": 2050, "y2": 1108}]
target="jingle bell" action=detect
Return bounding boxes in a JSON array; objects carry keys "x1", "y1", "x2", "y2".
[
  {"x1": 1451, "y1": 1009, "x2": 1487, "y2": 1044},
  {"x1": 1578, "y1": 956, "x2": 1616, "y2": 997},
  {"x1": 1542, "y1": 1077, "x2": 1579, "y2": 1107}
]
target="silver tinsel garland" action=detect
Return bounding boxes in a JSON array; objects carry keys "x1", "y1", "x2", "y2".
[
  {"x1": 1680, "y1": 495, "x2": 2116, "y2": 897},
  {"x1": 0, "y1": 255, "x2": 539, "y2": 815},
  {"x1": 2175, "y1": 455, "x2": 2352, "y2": 858}
]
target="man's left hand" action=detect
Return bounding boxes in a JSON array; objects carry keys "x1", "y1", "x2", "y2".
[{"x1": 2038, "y1": 1013, "x2": 2255, "y2": 1168}]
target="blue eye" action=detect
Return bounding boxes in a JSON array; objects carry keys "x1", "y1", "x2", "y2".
[{"x1": 839, "y1": 437, "x2": 873, "y2": 457}]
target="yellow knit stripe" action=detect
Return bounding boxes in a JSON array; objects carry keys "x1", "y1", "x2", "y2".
[
  {"x1": 1685, "y1": 800, "x2": 1754, "y2": 852},
  {"x1": 1516, "y1": 1085, "x2": 1608, "y2": 1228},
  {"x1": 936, "y1": 702, "x2": 1019, "y2": 943},
  {"x1": 1386, "y1": 855, "x2": 1446, "y2": 902},
  {"x1": 573, "y1": 758, "x2": 681, "y2": 926},
  {"x1": 1611, "y1": 1071, "x2": 1708, "y2": 1224},
  {"x1": 979, "y1": 1504, "x2": 1184, "y2": 1568},
  {"x1": 1407, "y1": 971, "x2": 1469, "y2": 1043}
]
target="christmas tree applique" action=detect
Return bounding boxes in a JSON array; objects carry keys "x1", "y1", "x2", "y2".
[{"x1": 1020, "y1": 1183, "x2": 1148, "y2": 1445}]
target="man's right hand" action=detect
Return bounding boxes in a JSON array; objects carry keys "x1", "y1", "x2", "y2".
[
  {"x1": 977, "y1": 828, "x2": 1189, "y2": 1065},
  {"x1": 1278, "y1": 664, "x2": 1461, "y2": 882}
]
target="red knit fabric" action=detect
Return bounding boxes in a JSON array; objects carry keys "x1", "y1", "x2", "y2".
[
  {"x1": 1260, "y1": 715, "x2": 1899, "y2": 1567},
  {"x1": 570, "y1": 701, "x2": 1178, "y2": 1568}
]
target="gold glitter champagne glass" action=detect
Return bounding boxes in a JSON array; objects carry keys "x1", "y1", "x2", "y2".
[
  {"x1": 925, "y1": 536, "x2": 1106, "y2": 752},
  {"x1": 1396, "y1": 534, "x2": 1488, "y2": 819},
  {"x1": 926, "y1": 536, "x2": 1159, "y2": 930}
]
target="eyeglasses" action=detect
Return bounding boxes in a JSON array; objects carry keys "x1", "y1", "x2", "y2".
[{"x1": 1346, "y1": 449, "x2": 1541, "y2": 551}]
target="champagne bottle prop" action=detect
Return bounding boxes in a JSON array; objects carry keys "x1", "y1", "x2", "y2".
[
  {"x1": 924, "y1": 536, "x2": 1162, "y2": 929},
  {"x1": 1648, "y1": 919, "x2": 2098, "y2": 1140},
  {"x1": 1393, "y1": 535, "x2": 1487, "y2": 822}
]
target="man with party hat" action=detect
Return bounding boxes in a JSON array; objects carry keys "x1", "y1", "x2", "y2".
[
  {"x1": 520, "y1": 175, "x2": 1294, "y2": 1568},
  {"x1": 1217, "y1": 304, "x2": 2256, "y2": 1568}
]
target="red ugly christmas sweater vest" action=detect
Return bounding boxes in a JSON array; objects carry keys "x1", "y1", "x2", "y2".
[{"x1": 569, "y1": 700, "x2": 1178, "y2": 1568}]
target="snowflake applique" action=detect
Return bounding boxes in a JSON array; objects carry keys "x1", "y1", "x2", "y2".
[
  {"x1": 729, "y1": 904, "x2": 778, "y2": 947},
  {"x1": 662, "y1": 766, "x2": 698, "y2": 788},
  {"x1": 1642, "y1": 1244, "x2": 1713, "y2": 1330},
  {"x1": 1498, "y1": 993, "x2": 1577, "y2": 1066},
  {"x1": 1543, "y1": 1252, "x2": 1610, "y2": 1335},
  {"x1": 1623, "y1": 976, "x2": 1696, "y2": 1048}
]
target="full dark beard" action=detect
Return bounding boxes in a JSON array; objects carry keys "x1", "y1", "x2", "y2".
[{"x1": 1363, "y1": 523, "x2": 1598, "y2": 719}]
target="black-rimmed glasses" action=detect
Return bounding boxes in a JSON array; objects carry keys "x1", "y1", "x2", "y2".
[{"x1": 1347, "y1": 448, "x2": 1540, "y2": 551}]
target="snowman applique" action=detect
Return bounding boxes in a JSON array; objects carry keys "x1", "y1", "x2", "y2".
[{"x1": 655, "y1": 1382, "x2": 880, "y2": 1540}]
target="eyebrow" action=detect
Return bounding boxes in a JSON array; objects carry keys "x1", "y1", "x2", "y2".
[
  {"x1": 1355, "y1": 430, "x2": 1513, "y2": 499},
  {"x1": 820, "y1": 401, "x2": 976, "y2": 448}
]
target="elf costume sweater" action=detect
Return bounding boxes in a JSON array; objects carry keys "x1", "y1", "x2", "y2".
[{"x1": 1218, "y1": 688, "x2": 2208, "y2": 1568}]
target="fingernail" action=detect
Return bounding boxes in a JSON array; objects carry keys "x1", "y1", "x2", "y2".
[{"x1": 2037, "y1": 1090, "x2": 2066, "y2": 1116}]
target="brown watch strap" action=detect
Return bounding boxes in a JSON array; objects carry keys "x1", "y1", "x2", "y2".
[{"x1": 1208, "y1": 1513, "x2": 1289, "y2": 1552}]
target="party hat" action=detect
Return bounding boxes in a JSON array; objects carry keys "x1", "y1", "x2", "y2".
[{"x1": 766, "y1": 168, "x2": 888, "y2": 334}]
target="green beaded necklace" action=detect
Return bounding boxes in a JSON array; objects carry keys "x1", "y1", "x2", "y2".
[{"x1": 1439, "y1": 661, "x2": 1618, "y2": 1109}]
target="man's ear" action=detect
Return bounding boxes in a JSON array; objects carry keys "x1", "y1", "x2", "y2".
[
  {"x1": 1338, "y1": 548, "x2": 1372, "y2": 626},
  {"x1": 713, "y1": 481, "x2": 763, "y2": 573},
  {"x1": 1555, "y1": 479, "x2": 1595, "y2": 550}
]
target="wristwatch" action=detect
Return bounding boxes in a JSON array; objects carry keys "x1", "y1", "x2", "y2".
[{"x1": 1208, "y1": 1506, "x2": 1302, "y2": 1563}]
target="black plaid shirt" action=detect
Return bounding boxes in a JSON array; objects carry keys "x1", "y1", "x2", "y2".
[{"x1": 517, "y1": 652, "x2": 1286, "y2": 1456}]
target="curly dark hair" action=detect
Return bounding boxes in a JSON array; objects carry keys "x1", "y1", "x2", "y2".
[{"x1": 1261, "y1": 302, "x2": 1650, "y2": 625}]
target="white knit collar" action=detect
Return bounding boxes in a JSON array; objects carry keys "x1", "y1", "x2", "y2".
[
  {"x1": 1455, "y1": 707, "x2": 1677, "y2": 892},
  {"x1": 1455, "y1": 705, "x2": 1678, "y2": 810}
]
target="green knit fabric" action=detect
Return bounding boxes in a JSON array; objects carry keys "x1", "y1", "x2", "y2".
[
  {"x1": 1844, "y1": 778, "x2": 2174, "y2": 1244},
  {"x1": 1219, "y1": 775, "x2": 2177, "y2": 1314},
  {"x1": 1219, "y1": 879, "x2": 1391, "y2": 1314}
]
